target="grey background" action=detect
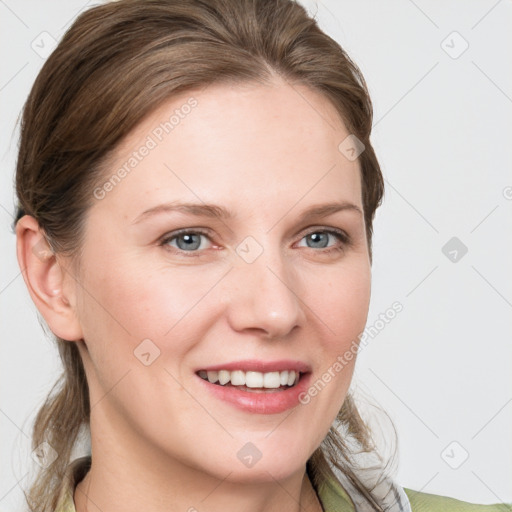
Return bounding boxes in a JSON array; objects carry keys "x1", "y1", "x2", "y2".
[{"x1": 1, "y1": 0, "x2": 511, "y2": 509}]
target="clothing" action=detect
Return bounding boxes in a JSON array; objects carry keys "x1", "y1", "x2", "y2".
[
  {"x1": 55, "y1": 456, "x2": 511, "y2": 512},
  {"x1": 317, "y1": 469, "x2": 512, "y2": 511}
]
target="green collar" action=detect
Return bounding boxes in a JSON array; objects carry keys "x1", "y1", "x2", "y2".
[{"x1": 316, "y1": 472, "x2": 356, "y2": 511}]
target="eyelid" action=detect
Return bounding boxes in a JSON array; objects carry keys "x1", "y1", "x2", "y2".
[{"x1": 300, "y1": 224, "x2": 349, "y2": 239}]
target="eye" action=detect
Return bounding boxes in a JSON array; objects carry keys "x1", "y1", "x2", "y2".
[
  {"x1": 297, "y1": 228, "x2": 350, "y2": 254},
  {"x1": 159, "y1": 227, "x2": 351, "y2": 257},
  {"x1": 160, "y1": 229, "x2": 213, "y2": 256}
]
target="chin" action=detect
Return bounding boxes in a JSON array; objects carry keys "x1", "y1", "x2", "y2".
[
  {"x1": 237, "y1": 446, "x2": 309, "y2": 481},
  {"x1": 219, "y1": 461, "x2": 305, "y2": 485}
]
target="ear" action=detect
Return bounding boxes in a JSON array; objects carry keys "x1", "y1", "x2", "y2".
[{"x1": 15, "y1": 215, "x2": 84, "y2": 341}]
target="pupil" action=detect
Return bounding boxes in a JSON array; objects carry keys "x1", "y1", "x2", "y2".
[
  {"x1": 178, "y1": 234, "x2": 200, "y2": 250},
  {"x1": 309, "y1": 232, "x2": 327, "y2": 248}
]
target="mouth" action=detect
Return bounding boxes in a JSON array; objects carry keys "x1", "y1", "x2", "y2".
[{"x1": 195, "y1": 369, "x2": 305, "y2": 393}]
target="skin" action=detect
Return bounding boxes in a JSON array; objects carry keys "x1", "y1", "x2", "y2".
[{"x1": 16, "y1": 77, "x2": 371, "y2": 512}]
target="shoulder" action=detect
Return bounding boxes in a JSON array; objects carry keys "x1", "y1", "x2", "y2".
[
  {"x1": 404, "y1": 487, "x2": 512, "y2": 512},
  {"x1": 316, "y1": 471, "x2": 512, "y2": 512}
]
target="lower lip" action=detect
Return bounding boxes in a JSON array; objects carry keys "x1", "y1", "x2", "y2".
[{"x1": 196, "y1": 373, "x2": 312, "y2": 414}]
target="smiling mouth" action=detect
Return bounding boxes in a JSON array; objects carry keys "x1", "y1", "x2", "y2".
[{"x1": 196, "y1": 369, "x2": 305, "y2": 392}]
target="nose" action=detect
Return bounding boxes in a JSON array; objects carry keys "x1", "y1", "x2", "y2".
[{"x1": 224, "y1": 246, "x2": 306, "y2": 339}]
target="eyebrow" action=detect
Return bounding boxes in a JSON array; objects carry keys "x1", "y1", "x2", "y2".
[{"x1": 131, "y1": 200, "x2": 363, "y2": 225}]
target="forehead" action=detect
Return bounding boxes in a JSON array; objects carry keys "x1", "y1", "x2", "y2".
[{"x1": 92, "y1": 79, "x2": 362, "y2": 221}]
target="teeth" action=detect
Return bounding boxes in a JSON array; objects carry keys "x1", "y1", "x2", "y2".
[
  {"x1": 199, "y1": 369, "x2": 301, "y2": 388},
  {"x1": 218, "y1": 370, "x2": 230, "y2": 385},
  {"x1": 245, "y1": 371, "x2": 263, "y2": 388},
  {"x1": 207, "y1": 370, "x2": 218, "y2": 383},
  {"x1": 230, "y1": 370, "x2": 245, "y2": 386},
  {"x1": 263, "y1": 372, "x2": 281, "y2": 389}
]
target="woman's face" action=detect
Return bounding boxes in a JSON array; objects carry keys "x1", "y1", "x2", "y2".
[{"x1": 70, "y1": 79, "x2": 371, "y2": 483}]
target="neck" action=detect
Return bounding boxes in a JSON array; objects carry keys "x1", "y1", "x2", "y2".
[
  {"x1": 73, "y1": 407, "x2": 323, "y2": 512},
  {"x1": 74, "y1": 467, "x2": 322, "y2": 512}
]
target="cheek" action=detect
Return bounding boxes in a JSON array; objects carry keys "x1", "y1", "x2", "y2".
[
  {"x1": 306, "y1": 261, "x2": 371, "y2": 344},
  {"x1": 76, "y1": 252, "x2": 226, "y2": 356},
  {"x1": 77, "y1": 246, "x2": 370, "y2": 358},
  {"x1": 298, "y1": 261, "x2": 370, "y2": 411},
  {"x1": 73, "y1": 255, "x2": 214, "y2": 425}
]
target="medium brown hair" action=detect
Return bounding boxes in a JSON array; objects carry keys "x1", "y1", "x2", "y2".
[{"x1": 14, "y1": 0, "x2": 391, "y2": 510}]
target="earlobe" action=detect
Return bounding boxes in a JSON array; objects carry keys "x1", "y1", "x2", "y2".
[{"x1": 15, "y1": 215, "x2": 84, "y2": 341}]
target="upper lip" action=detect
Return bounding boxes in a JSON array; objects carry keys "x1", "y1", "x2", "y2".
[{"x1": 196, "y1": 359, "x2": 312, "y2": 373}]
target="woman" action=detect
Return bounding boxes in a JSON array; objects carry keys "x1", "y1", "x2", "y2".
[{"x1": 13, "y1": 0, "x2": 510, "y2": 511}]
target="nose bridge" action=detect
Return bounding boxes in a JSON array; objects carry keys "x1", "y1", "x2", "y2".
[{"x1": 225, "y1": 234, "x2": 305, "y2": 337}]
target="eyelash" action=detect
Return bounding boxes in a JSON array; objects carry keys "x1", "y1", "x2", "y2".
[{"x1": 158, "y1": 227, "x2": 351, "y2": 258}]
